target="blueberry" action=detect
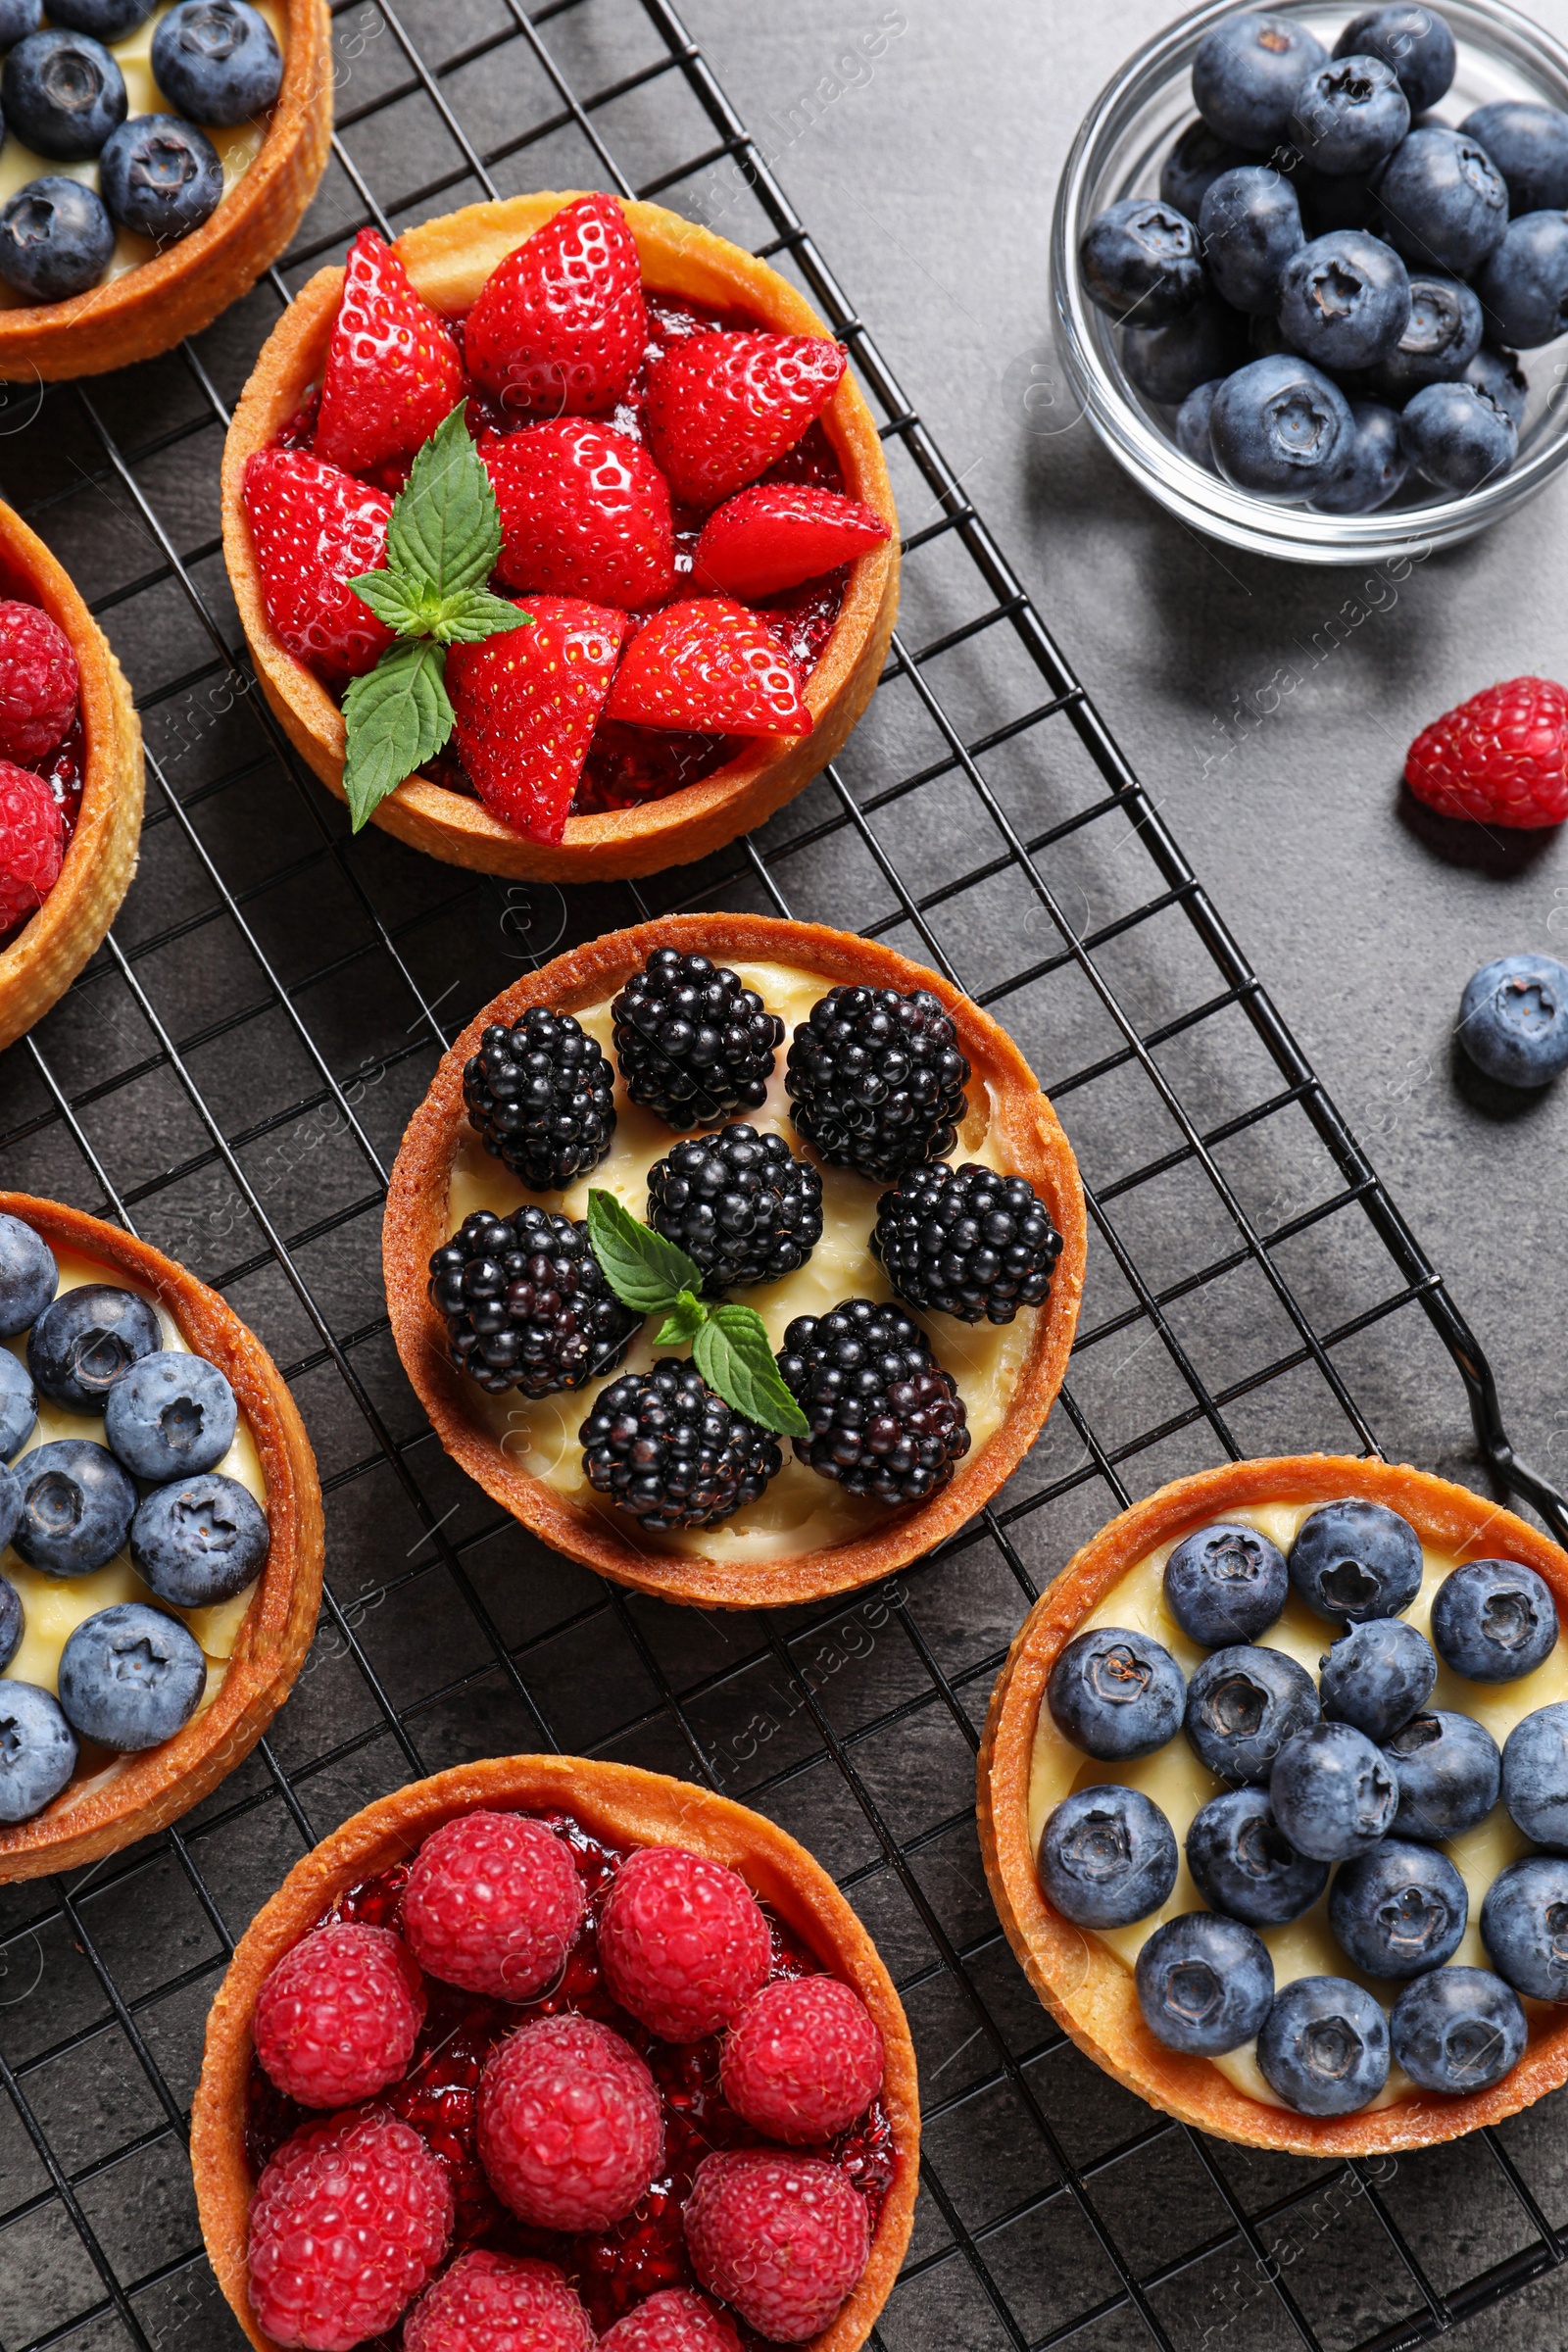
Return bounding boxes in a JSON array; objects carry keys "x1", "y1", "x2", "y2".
[
  {"x1": 99, "y1": 113, "x2": 223, "y2": 242},
  {"x1": 1200, "y1": 166, "x2": 1304, "y2": 314},
  {"x1": 1400, "y1": 377, "x2": 1519, "y2": 494},
  {"x1": 0, "y1": 1681, "x2": 76, "y2": 1823},
  {"x1": 1123, "y1": 294, "x2": 1250, "y2": 405},
  {"x1": 1329, "y1": 1838, "x2": 1467, "y2": 1978},
  {"x1": 1161, "y1": 117, "x2": 1264, "y2": 220},
  {"x1": 1501, "y1": 1701, "x2": 1568, "y2": 1847},
  {"x1": 0, "y1": 174, "x2": 115, "y2": 302},
  {"x1": 27, "y1": 1284, "x2": 162, "y2": 1410},
  {"x1": 1458, "y1": 956, "x2": 1568, "y2": 1085},
  {"x1": 1390, "y1": 1966, "x2": 1527, "y2": 2094},
  {"x1": 1185, "y1": 1786, "x2": 1329, "y2": 1926},
  {"x1": 1163, "y1": 1520, "x2": 1289, "y2": 1644},
  {"x1": 103, "y1": 1348, "x2": 237, "y2": 1481},
  {"x1": 1318, "y1": 1616, "x2": 1436, "y2": 1741},
  {"x1": 0, "y1": 1348, "x2": 36, "y2": 1461},
  {"x1": 57, "y1": 1598, "x2": 207, "y2": 1750},
  {"x1": 1369, "y1": 273, "x2": 1482, "y2": 400},
  {"x1": 1289, "y1": 1497, "x2": 1423, "y2": 1625},
  {"x1": 1270, "y1": 1720, "x2": 1399, "y2": 1859},
  {"x1": 1309, "y1": 399, "x2": 1407, "y2": 513},
  {"x1": 1475, "y1": 212, "x2": 1568, "y2": 353},
  {"x1": 1377, "y1": 127, "x2": 1508, "y2": 278},
  {"x1": 1, "y1": 28, "x2": 125, "y2": 159},
  {"x1": 1481, "y1": 1854, "x2": 1568, "y2": 2000},
  {"x1": 1334, "y1": 4, "x2": 1455, "y2": 113},
  {"x1": 12, "y1": 1438, "x2": 135, "y2": 1576},
  {"x1": 1185, "y1": 1644, "x2": 1320, "y2": 1785},
  {"x1": 0, "y1": 1212, "x2": 55, "y2": 1339},
  {"x1": 1037, "y1": 1784, "x2": 1178, "y2": 1928},
  {"x1": 48, "y1": 0, "x2": 157, "y2": 33},
  {"x1": 0, "y1": 1459, "x2": 20, "y2": 1554},
  {"x1": 1460, "y1": 102, "x2": 1568, "y2": 217},
  {"x1": 1175, "y1": 377, "x2": 1224, "y2": 471},
  {"x1": 0, "y1": 1569, "x2": 22, "y2": 1670},
  {"x1": 1430, "y1": 1558, "x2": 1557, "y2": 1682},
  {"x1": 1290, "y1": 56, "x2": 1408, "y2": 178},
  {"x1": 1135, "y1": 1912, "x2": 1275, "y2": 2055},
  {"x1": 0, "y1": 1, "x2": 41, "y2": 44},
  {"x1": 1462, "y1": 343, "x2": 1529, "y2": 427},
  {"x1": 1277, "y1": 229, "x2": 1410, "y2": 371},
  {"x1": 151, "y1": 1, "x2": 282, "y2": 128},
  {"x1": 130, "y1": 1470, "x2": 269, "y2": 1607},
  {"x1": 1257, "y1": 1975, "x2": 1391, "y2": 2113},
  {"x1": 1209, "y1": 353, "x2": 1352, "y2": 496},
  {"x1": 1047, "y1": 1624, "x2": 1185, "y2": 1759},
  {"x1": 1080, "y1": 197, "x2": 1204, "y2": 326},
  {"x1": 1383, "y1": 1708, "x2": 1500, "y2": 1840},
  {"x1": 1192, "y1": 13, "x2": 1327, "y2": 151}
]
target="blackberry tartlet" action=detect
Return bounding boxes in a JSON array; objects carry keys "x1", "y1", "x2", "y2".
[
  {"x1": 779, "y1": 1298, "x2": 970, "y2": 1508},
  {"x1": 648, "y1": 1123, "x2": 822, "y2": 1290},
  {"x1": 870, "y1": 1160, "x2": 1062, "y2": 1324},
  {"x1": 612, "y1": 948, "x2": 785, "y2": 1131},
  {"x1": 462, "y1": 1007, "x2": 616, "y2": 1191},
  {"x1": 787, "y1": 984, "x2": 970, "y2": 1183},
  {"x1": 428, "y1": 1206, "x2": 638, "y2": 1397}
]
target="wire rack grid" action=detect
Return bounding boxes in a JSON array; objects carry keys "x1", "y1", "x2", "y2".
[{"x1": 3, "y1": 4, "x2": 1568, "y2": 2350}]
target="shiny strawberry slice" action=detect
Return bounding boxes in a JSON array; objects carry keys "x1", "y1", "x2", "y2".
[
  {"x1": 486, "y1": 419, "x2": 674, "y2": 609},
  {"x1": 315, "y1": 227, "x2": 467, "y2": 474},
  {"x1": 447, "y1": 595, "x2": 633, "y2": 841},
  {"x1": 693, "y1": 483, "x2": 889, "y2": 598},
  {"x1": 464, "y1": 194, "x2": 647, "y2": 418},
  {"x1": 645, "y1": 332, "x2": 848, "y2": 508},
  {"x1": 605, "y1": 598, "x2": 811, "y2": 737},
  {"x1": 242, "y1": 448, "x2": 396, "y2": 682}
]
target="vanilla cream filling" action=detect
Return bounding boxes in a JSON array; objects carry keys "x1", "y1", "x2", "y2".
[
  {"x1": 0, "y1": 2, "x2": 287, "y2": 309},
  {"x1": 1026, "y1": 1499, "x2": 1568, "y2": 2111},
  {"x1": 445, "y1": 959, "x2": 1035, "y2": 1564}
]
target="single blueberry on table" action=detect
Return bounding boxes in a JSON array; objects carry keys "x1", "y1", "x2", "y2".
[
  {"x1": 1257, "y1": 1974, "x2": 1391, "y2": 2114},
  {"x1": 1, "y1": 28, "x2": 125, "y2": 159},
  {"x1": 0, "y1": 1211, "x2": 55, "y2": 1339},
  {"x1": 0, "y1": 1681, "x2": 76, "y2": 1824},
  {"x1": 1501, "y1": 1701, "x2": 1568, "y2": 1848},
  {"x1": 57, "y1": 1599, "x2": 207, "y2": 1749},
  {"x1": 1185, "y1": 1786, "x2": 1329, "y2": 1926},
  {"x1": 1277, "y1": 229, "x2": 1411, "y2": 371},
  {"x1": 1162, "y1": 1519, "x2": 1289, "y2": 1645},
  {"x1": 1175, "y1": 377, "x2": 1224, "y2": 470},
  {"x1": 12, "y1": 1439, "x2": 136, "y2": 1577},
  {"x1": 0, "y1": 2, "x2": 41, "y2": 46},
  {"x1": 1481, "y1": 1854, "x2": 1568, "y2": 2000},
  {"x1": 27, "y1": 1284, "x2": 161, "y2": 1410},
  {"x1": 1458, "y1": 955, "x2": 1568, "y2": 1086},
  {"x1": 1037, "y1": 1784, "x2": 1178, "y2": 1928},
  {"x1": 151, "y1": 1, "x2": 283, "y2": 128},
  {"x1": 0, "y1": 175, "x2": 115, "y2": 302},
  {"x1": 1318, "y1": 1615, "x2": 1436, "y2": 1742},
  {"x1": 0, "y1": 1568, "x2": 21, "y2": 1670},
  {"x1": 1209, "y1": 353, "x2": 1352, "y2": 497},
  {"x1": 1160, "y1": 117, "x2": 1264, "y2": 220},
  {"x1": 1288, "y1": 1496, "x2": 1423, "y2": 1625},
  {"x1": 1270, "y1": 1719, "x2": 1399, "y2": 1859},
  {"x1": 1334, "y1": 3, "x2": 1455, "y2": 113},
  {"x1": 1383, "y1": 1708, "x2": 1501, "y2": 1840},
  {"x1": 1080, "y1": 197, "x2": 1204, "y2": 326},
  {"x1": 1462, "y1": 344, "x2": 1529, "y2": 427},
  {"x1": 1475, "y1": 213, "x2": 1568, "y2": 354},
  {"x1": 1391, "y1": 1966, "x2": 1526, "y2": 2094},
  {"x1": 0, "y1": 1346, "x2": 37, "y2": 1462},
  {"x1": 1047, "y1": 1624, "x2": 1186, "y2": 1759},
  {"x1": 1460, "y1": 101, "x2": 1568, "y2": 217},
  {"x1": 1369, "y1": 273, "x2": 1483, "y2": 401},
  {"x1": 1329, "y1": 1838, "x2": 1468, "y2": 1978},
  {"x1": 130, "y1": 1470, "x2": 270, "y2": 1607},
  {"x1": 1199, "y1": 166, "x2": 1303, "y2": 315},
  {"x1": 1135, "y1": 1912, "x2": 1275, "y2": 2054},
  {"x1": 1122, "y1": 293, "x2": 1249, "y2": 406},
  {"x1": 1308, "y1": 399, "x2": 1406, "y2": 514},
  {"x1": 100, "y1": 115, "x2": 223, "y2": 242},
  {"x1": 48, "y1": 0, "x2": 157, "y2": 34},
  {"x1": 1289, "y1": 55, "x2": 1408, "y2": 178},
  {"x1": 1401, "y1": 377, "x2": 1519, "y2": 493},
  {"x1": 1192, "y1": 12, "x2": 1327, "y2": 152},
  {"x1": 1376, "y1": 127, "x2": 1508, "y2": 279},
  {"x1": 104, "y1": 1348, "x2": 237, "y2": 1482},
  {"x1": 1430, "y1": 1558, "x2": 1558, "y2": 1682},
  {"x1": 1185, "y1": 1643, "x2": 1320, "y2": 1786}
]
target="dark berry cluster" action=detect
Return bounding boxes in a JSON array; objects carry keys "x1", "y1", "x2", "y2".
[
  {"x1": 786, "y1": 986, "x2": 970, "y2": 1184},
  {"x1": 647, "y1": 1124, "x2": 823, "y2": 1291},
  {"x1": 579, "y1": 1359, "x2": 781, "y2": 1530},
  {"x1": 463, "y1": 1008, "x2": 617, "y2": 1193},
  {"x1": 871, "y1": 1161, "x2": 1062, "y2": 1324},
  {"x1": 777, "y1": 1298, "x2": 970, "y2": 1508},
  {"x1": 429, "y1": 1207, "x2": 638, "y2": 1397},
  {"x1": 611, "y1": 949, "x2": 785, "y2": 1130}
]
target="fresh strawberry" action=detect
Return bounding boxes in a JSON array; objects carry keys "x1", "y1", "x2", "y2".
[
  {"x1": 486, "y1": 419, "x2": 674, "y2": 609},
  {"x1": 693, "y1": 483, "x2": 889, "y2": 598},
  {"x1": 315, "y1": 227, "x2": 466, "y2": 475},
  {"x1": 446, "y1": 594, "x2": 632, "y2": 841},
  {"x1": 1405, "y1": 677, "x2": 1568, "y2": 827},
  {"x1": 645, "y1": 332, "x2": 848, "y2": 508},
  {"x1": 242, "y1": 448, "x2": 396, "y2": 682},
  {"x1": 605, "y1": 598, "x2": 811, "y2": 737},
  {"x1": 464, "y1": 194, "x2": 647, "y2": 418}
]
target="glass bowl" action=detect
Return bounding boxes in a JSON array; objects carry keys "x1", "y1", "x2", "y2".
[{"x1": 1053, "y1": 0, "x2": 1568, "y2": 563}]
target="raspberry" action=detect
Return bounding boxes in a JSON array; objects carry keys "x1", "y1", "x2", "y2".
[
  {"x1": 683, "y1": 2149, "x2": 871, "y2": 2342},
  {"x1": 719, "y1": 1975, "x2": 885, "y2": 2142},
  {"x1": 598, "y1": 1845, "x2": 771, "y2": 2040},
  {"x1": 402, "y1": 1810, "x2": 588, "y2": 2000},
  {"x1": 247, "y1": 2106, "x2": 453, "y2": 2351},
  {"x1": 598, "y1": 2286, "x2": 744, "y2": 2352},
  {"x1": 0, "y1": 762, "x2": 65, "y2": 937},
  {"x1": 253, "y1": 1922, "x2": 426, "y2": 2109},
  {"x1": 404, "y1": 2250, "x2": 595, "y2": 2352},
  {"x1": 0, "y1": 601, "x2": 78, "y2": 763},
  {"x1": 1405, "y1": 676, "x2": 1568, "y2": 827},
  {"x1": 477, "y1": 2012, "x2": 663, "y2": 2230}
]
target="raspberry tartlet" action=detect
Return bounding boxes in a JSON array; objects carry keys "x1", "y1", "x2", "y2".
[
  {"x1": 382, "y1": 912, "x2": 1086, "y2": 1610},
  {"x1": 220, "y1": 191, "x2": 899, "y2": 880},
  {"x1": 0, "y1": 1193, "x2": 322, "y2": 1879},
  {"x1": 191, "y1": 1754, "x2": 919, "y2": 2352},
  {"x1": 979, "y1": 1453, "x2": 1568, "y2": 2155}
]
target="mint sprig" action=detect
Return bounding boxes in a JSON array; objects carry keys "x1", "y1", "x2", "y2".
[
  {"x1": 586, "y1": 1189, "x2": 808, "y2": 1440},
  {"x1": 342, "y1": 405, "x2": 531, "y2": 831}
]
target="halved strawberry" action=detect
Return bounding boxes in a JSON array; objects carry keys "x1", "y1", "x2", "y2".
[
  {"x1": 645, "y1": 333, "x2": 848, "y2": 508},
  {"x1": 693, "y1": 484, "x2": 889, "y2": 599},
  {"x1": 464, "y1": 195, "x2": 647, "y2": 418},
  {"x1": 605, "y1": 598, "x2": 811, "y2": 737},
  {"x1": 446, "y1": 595, "x2": 633, "y2": 841},
  {"x1": 315, "y1": 227, "x2": 467, "y2": 475},
  {"x1": 486, "y1": 419, "x2": 674, "y2": 609},
  {"x1": 242, "y1": 448, "x2": 396, "y2": 682}
]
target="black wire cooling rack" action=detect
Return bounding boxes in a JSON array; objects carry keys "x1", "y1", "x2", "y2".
[{"x1": 5, "y1": 4, "x2": 1568, "y2": 2349}]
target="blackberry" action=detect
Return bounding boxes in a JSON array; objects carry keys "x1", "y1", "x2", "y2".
[
  {"x1": 871, "y1": 1160, "x2": 1062, "y2": 1324},
  {"x1": 647, "y1": 1123, "x2": 823, "y2": 1291},
  {"x1": 579, "y1": 1359, "x2": 781, "y2": 1531},
  {"x1": 429, "y1": 1207, "x2": 638, "y2": 1397},
  {"x1": 786, "y1": 986, "x2": 969, "y2": 1183},
  {"x1": 778, "y1": 1298, "x2": 970, "y2": 1508},
  {"x1": 463, "y1": 1007, "x2": 616, "y2": 1191},
  {"x1": 611, "y1": 948, "x2": 785, "y2": 1130}
]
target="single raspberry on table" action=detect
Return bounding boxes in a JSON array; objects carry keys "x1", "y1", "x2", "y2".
[
  {"x1": 446, "y1": 594, "x2": 633, "y2": 842},
  {"x1": 241, "y1": 447, "x2": 396, "y2": 682},
  {"x1": 404, "y1": 2249, "x2": 596, "y2": 2352},
  {"x1": 315, "y1": 225, "x2": 466, "y2": 475},
  {"x1": 605, "y1": 599, "x2": 811, "y2": 737},
  {"x1": 486, "y1": 418, "x2": 675, "y2": 609},
  {"x1": 247, "y1": 2105, "x2": 453, "y2": 2351},
  {"x1": 720, "y1": 1974, "x2": 885, "y2": 2142},
  {"x1": 0, "y1": 760, "x2": 65, "y2": 936},
  {"x1": 0, "y1": 599, "x2": 78, "y2": 763},
  {"x1": 477, "y1": 2011, "x2": 663, "y2": 2230},
  {"x1": 1405, "y1": 676, "x2": 1568, "y2": 827},
  {"x1": 598, "y1": 1844, "x2": 772, "y2": 2041},
  {"x1": 645, "y1": 331, "x2": 848, "y2": 508},
  {"x1": 683, "y1": 2148, "x2": 871, "y2": 2343},
  {"x1": 465, "y1": 192, "x2": 647, "y2": 417},
  {"x1": 693, "y1": 483, "x2": 889, "y2": 601},
  {"x1": 598, "y1": 2285, "x2": 744, "y2": 2352},
  {"x1": 253, "y1": 1921, "x2": 426, "y2": 2108},
  {"x1": 402, "y1": 1809, "x2": 588, "y2": 2000}
]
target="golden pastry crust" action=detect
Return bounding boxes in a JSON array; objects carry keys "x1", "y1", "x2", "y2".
[
  {"x1": 0, "y1": 1194, "x2": 323, "y2": 1881},
  {"x1": 0, "y1": 499, "x2": 144, "y2": 1053},
  {"x1": 220, "y1": 191, "x2": 900, "y2": 879},
  {"x1": 978, "y1": 1451, "x2": 1568, "y2": 2155},
  {"x1": 382, "y1": 911, "x2": 1087, "y2": 1609},
  {"x1": 0, "y1": 0, "x2": 332, "y2": 381},
  {"x1": 190, "y1": 1752, "x2": 920, "y2": 2352}
]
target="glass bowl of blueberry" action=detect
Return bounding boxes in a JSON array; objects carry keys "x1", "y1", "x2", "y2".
[{"x1": 1054, "y1": 0, "x2": 1568, "y2": 561}]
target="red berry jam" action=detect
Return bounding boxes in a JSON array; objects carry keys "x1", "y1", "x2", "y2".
[{"x1": 33, "y1": 713, "x2": 84, "y2": 844}]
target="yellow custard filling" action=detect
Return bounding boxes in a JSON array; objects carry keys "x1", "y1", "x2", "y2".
[
  {"x1": 1026, "y1": 1498, "x2": 1568, "y2": 2112},
  {"x1": 445, "y1": 959, "x2": 1036, "y2": 1565}
]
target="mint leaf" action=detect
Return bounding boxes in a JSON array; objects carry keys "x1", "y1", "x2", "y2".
[
  {"x1": 693, "y1": 1304, "x2": 808, "y2": 1439},
  {"x1": 350, "y1": 569, "x2": 434, "y2": 635},
  {"x1": 587, "y1": 1190, "x2": 701, "y2": 1315},
  {"x1": 432, "y1": 588, "x2": 533, "y2": 646},
  {"x1": 341, "y1": 639, "x2": 452, "y2": 831},
  {"x1": 654, "y1": 1292, "x2": 707, "y2": 1348},
  {"x1": 386, "y1": 406, "x2": 502, "y2": 598}
]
